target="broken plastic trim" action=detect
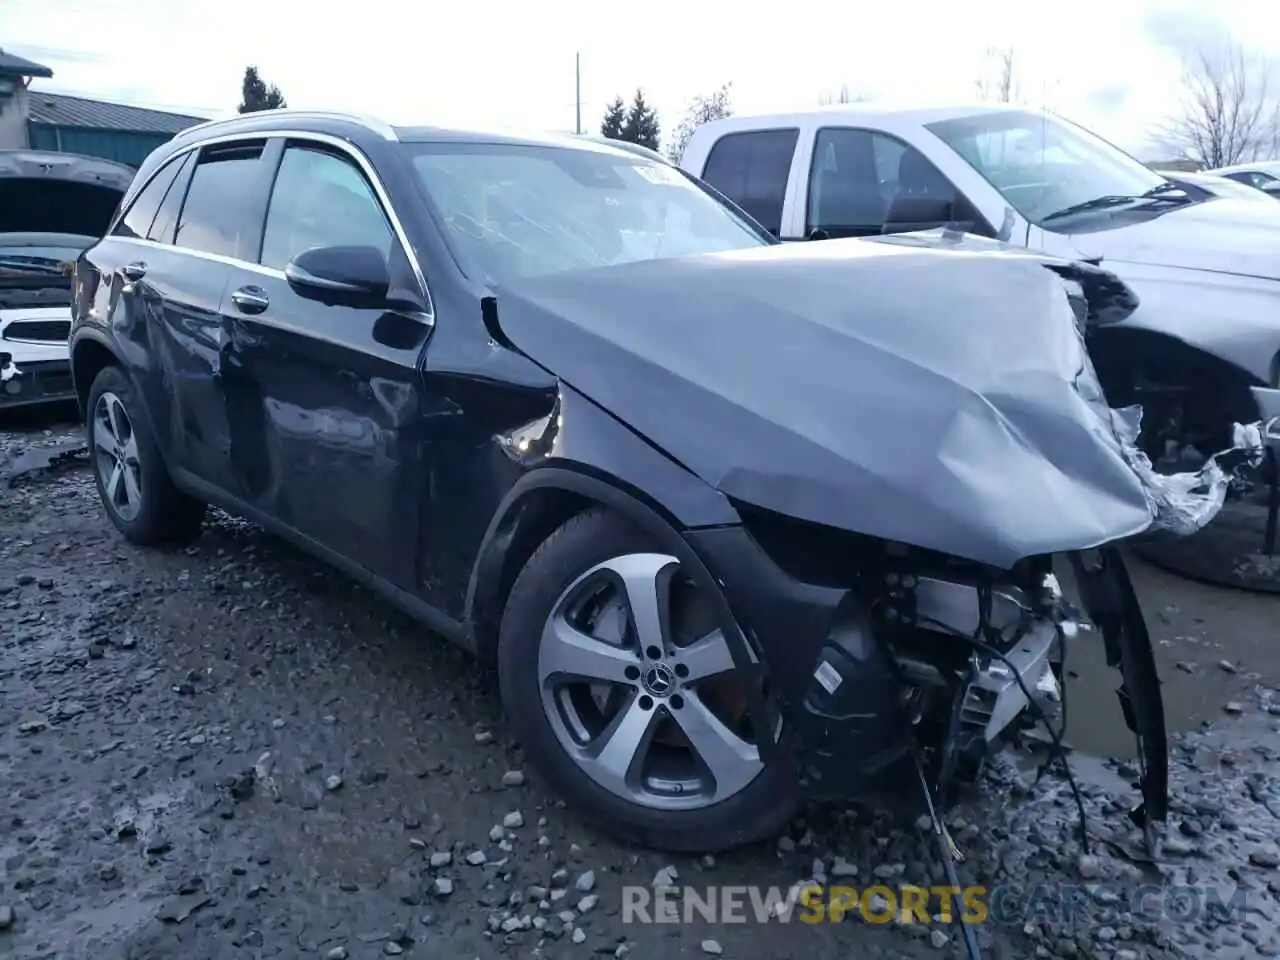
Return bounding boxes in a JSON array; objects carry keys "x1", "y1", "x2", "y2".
[{"x1": 1070, "y1": 547, "x2": 1168, "y2": 856}]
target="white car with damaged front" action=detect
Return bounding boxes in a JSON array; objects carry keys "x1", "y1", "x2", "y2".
[{"x1": 0, "y1": 151, "x2": 133, "y2": 410}]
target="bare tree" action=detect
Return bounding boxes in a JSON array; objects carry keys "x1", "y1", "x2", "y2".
[
  {"x1": 666, "y1": 83, "x2": 733, "y2": 163},
  {"x1": 1158, "y1": 43, "x2": 1275, "y2": 167},
  {"x1": 975, "y1": 47, "x2": 1018, "y2": 103}
]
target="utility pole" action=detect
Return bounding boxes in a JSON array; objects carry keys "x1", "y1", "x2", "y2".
[{"x1": 575, "y1": 52, "x2": 582, "y2": 134}]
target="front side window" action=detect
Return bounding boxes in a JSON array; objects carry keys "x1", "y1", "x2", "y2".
[
  {"x1": 699, "y1": 129, "x2": 798, "y2": 236},
  {"x1": 926, "y1": 110, "x2": 1168, "y2": 227},
  {"x1": 404, "y1": 141, "x2": 767, "y2": 285},
  {"x1": 113, "y1": 154, "x2": 187, "y2": 240},
  {"x1": 807, "y1": 127, "x2": 959, "y2": 236},
  {"x1": 259, "y1": 144, "x2": 394, "y2": 270},
  {"x1": 174, "y1": 141, "x2": 268, "y2": 259}
]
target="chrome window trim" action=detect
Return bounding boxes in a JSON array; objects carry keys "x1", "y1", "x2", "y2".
[
  {"x1": 110, "y1": 129, "x2": 434, "y2": 320},
  {"x1": 177, "y1": 110, "x2": 399, "y2": 144}
]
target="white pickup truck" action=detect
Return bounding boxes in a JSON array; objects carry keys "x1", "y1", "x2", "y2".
[{"x1": 678, "y1": 104, "x2": 1280, "y2": 464}]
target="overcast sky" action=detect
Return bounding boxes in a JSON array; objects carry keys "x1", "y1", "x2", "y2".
[{"x1": 4, "y1": 0, "x2": 1279, "y2": 157}]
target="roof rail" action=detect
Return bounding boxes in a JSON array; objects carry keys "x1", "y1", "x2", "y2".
[{"x1": 176, "y1": 108, "x2": 399, "y2": 142}]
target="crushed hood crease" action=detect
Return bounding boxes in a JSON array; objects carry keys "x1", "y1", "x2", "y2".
[{"x1": 491, "y1": 237, "x2": 1260, "y2": 565}]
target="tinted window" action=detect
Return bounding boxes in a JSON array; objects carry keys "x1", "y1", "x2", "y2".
[
  {"x1": 174, "y1": 141, "x2": 267, "y2": 259},
  {"x1": 112, "y1": 154, "x2": 186, "y2": 239},
  {"x1": 147, "y1": 152, "x2": 196, "y2": 244},
  {"x1": 404, "y1": 141, "x2": 766, "y2": 285},
  {"x1": 807, "y1": 128, "x2": 958, "y2": 235},
  {"x1": 259, "y1": 144, "x2": 393, "y2": 270},
  {"x1": 699, "y1": 129, "x2": 798, "y2": 236}
]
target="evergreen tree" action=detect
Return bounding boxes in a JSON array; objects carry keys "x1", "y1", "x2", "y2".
[
  {"x1": 620, "y1": 88, "x2": 660, "y2": 152},
  {"x1": 600, "y1": 96, "x2": 626, "y2": 139},
  {"x1": 238, "y1": 66, "x2": 287, "y2": 113}
]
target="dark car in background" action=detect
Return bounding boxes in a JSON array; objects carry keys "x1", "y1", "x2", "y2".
[
  {"x1": 70, "y1": 110, "x2": 1213, "y2": 854},
  {"x1": 0, "y1": 149, "x2": 133, "y2": 409}
]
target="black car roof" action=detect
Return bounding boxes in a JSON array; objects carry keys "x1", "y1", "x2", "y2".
[{"x1": 163, "y1": 110, "x2": 646, "y2": 159}]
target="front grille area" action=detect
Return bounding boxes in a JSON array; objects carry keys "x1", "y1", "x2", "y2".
[{"x1": 2, "y1": 319, "x2": 72, "y2": 343}]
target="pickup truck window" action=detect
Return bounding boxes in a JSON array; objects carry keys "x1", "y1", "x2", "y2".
[
  {"x1": 1225, "y1": 170, "x2": 1278, "y2": 188},
  {"x1": 926, "y1": 110, "x2": 1167, "y2": 227},
  {"x1": 699, "y1": 128, "x2": 798, "y2": 236},
  {"x1": 807, "y1": 127, "x2": 961, "y2": 237}
]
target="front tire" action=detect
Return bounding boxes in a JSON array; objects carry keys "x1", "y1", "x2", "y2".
[
  {"x1": 86, "y1": 365, "x2": 206, "y2": 546},
  {"x1": 497, "y1": 508, "x2": 798, "y2": 852}
]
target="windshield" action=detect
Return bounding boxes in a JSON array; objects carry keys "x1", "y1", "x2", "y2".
[
  {"x1": 403, "y1": 141, "x2": 769, "y2": 285},
  {"x1": 925, "y1": 110, "x2": 1168, "y2": 228}
]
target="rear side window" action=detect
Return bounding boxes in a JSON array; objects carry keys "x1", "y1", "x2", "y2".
[
  {"x1": 174, "y1": 141, "x2": 268, "y2": 259},
  {"x1": 147, "y1": 153, "x2": 196, "y2": 244},
  {"x1": 112, "y1": 154, "x2": 187, "y2": 240},
  {"x1": 699, "y1": 129, "x2": 798, "y2": 236}
]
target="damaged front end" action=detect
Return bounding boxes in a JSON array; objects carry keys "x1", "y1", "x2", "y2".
[
  {"x1": 487, "y1": 239, "x2": 1269, "y2": 874},
  {"x1": 741, "y1": 259, "x2": 1268, "y2": 863}
]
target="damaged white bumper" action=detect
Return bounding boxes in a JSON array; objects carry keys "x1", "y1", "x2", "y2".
[{"x1": 0, "y1": 306, "x2": 74, "y2": 409}]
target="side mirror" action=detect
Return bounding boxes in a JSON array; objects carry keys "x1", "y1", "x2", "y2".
[{"x1": 285, "y1": 245, "x2": 390, "y2": 307}]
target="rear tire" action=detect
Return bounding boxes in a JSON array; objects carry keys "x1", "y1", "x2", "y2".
[
  {"x1": 497, "y1": 508, "x2": 798, "y2": 852},
  {"x1": 86, "y1": 365, "x2": 205, "y2": 546}
]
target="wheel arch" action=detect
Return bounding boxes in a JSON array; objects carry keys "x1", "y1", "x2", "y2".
[
  {"x1": 70, "y1": 331, "x2": 124, "y2": 419},
  {"x1": 465, "y1": 465, "x2": 733, "y2": 664},
  {"x1": 1089, "y1": 324, "x2": 1266, "y2": 449}
]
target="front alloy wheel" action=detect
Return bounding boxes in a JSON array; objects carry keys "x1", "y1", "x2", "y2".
[
  {"x1": 497, "y1": 509, "x2": 797, "y2": 852},
  {"x1": 539, "y1": 552, "x2": 763, "y2": 811}
]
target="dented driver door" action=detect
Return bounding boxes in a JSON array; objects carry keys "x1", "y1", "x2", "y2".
[{"x1": 215, "y1": 139, "x2": 432, "y2": 588}]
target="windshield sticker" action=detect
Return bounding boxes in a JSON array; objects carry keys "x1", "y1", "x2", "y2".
[{"x1": 633, "y1": 164, "x2": 685, "y2": 186}]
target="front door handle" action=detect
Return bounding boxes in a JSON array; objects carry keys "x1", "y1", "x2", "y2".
[
  {"x1": 121, "y1": 261, "x2": 147, "y2": 281},
  {"x1": 230, "y1": 286, "x2": 269, "y2": 315}
]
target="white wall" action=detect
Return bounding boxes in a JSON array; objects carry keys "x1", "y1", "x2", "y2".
[{"x1": 0, "y1": 84, "x2": 31, "y2": 150}]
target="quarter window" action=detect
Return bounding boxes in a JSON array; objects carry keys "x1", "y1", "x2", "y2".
[
  {"x1": 699, "y1": 129, "x2": 798, "y2": 236},
  {"x1": 112, "y1": 154, "x2": 186, "y2": 240},
  {"x1": 259, "y1": 144, "x2": 393, "y2": 271},
  {"x1": 174, "y1": 141, "x2": 268, "y2": 259},
  {"x1": 147, "y1": 153, "x2": 196, "y2": 244}
]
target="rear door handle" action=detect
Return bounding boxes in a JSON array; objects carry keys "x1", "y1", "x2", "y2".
[
  {"x1": 230, "y1": 286, "x2": 269, "y2": 315},
  {"x1": 121, "y1": 261, "x2": 147, "y2": 281}
]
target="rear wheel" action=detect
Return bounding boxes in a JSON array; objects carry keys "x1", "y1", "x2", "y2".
[
  {"x1": 87, "y1": 365, "x2": 206, "y2": 546},
  {"x1": 497, "y1": 509, "x2": 798, "y2": 852}
]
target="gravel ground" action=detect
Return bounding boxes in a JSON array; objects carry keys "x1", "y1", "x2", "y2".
[{"x1": 3, "y1": 412, "x2": 1280, "y2": 960}]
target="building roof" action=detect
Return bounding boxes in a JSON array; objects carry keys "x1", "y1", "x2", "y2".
[
  {"x1": 27, "y1": 91, "x2": 206, "y2": 134},
  {"x1": 0, "y1": 48, "x2": 53, "y2": 79}
]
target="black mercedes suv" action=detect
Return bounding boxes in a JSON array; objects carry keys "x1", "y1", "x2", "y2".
[{"x1": 72, "y1": 109, "x2": 1178, "y2": 854}]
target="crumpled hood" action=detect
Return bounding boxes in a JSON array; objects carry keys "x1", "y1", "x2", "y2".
[
  {"x1": 491, "y1": 237, "x2": 1161, "y2": 568},
  {"x1": 1067, "y1": 197, "x2": 1280, "y2": 281}
]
